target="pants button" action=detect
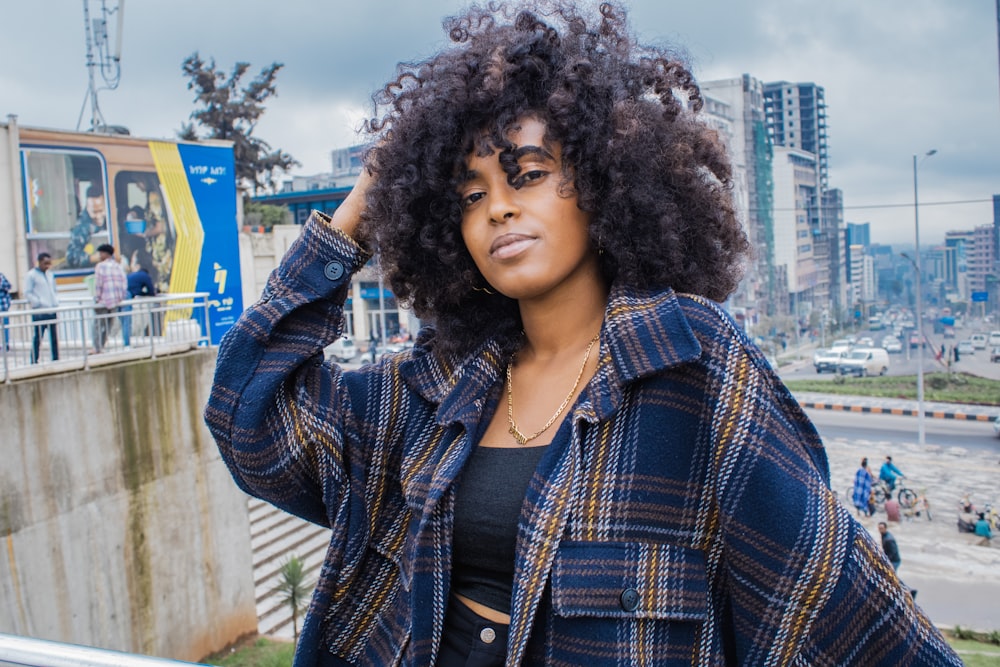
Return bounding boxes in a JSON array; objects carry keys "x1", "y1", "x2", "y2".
[{"x1": 479, "y1": 627, "x2": 496, "y2": 644}]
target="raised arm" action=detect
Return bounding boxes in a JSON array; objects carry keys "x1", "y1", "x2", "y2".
[{"x1": 204, "y1": 174, "x2": 375, "y2": 526}]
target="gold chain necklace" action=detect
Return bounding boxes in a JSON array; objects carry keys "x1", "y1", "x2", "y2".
[{"x1": 506, "y1": 333, "x2": 600, "y2": 445}]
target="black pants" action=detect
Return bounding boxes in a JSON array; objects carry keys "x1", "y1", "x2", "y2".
[
  {"x1": 437, "y1": 597, "x2": 508, "y2": 667},
  {"x1": 31, "y1": 313, "x2": 58, "y2": 363}
]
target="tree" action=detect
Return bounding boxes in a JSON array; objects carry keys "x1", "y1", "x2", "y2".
[
  {"x1": 244, "y1": 200, "x2": 291, "y2": 231},
  {"x1": 275, "y1": 554, "x2": 311, "y2": 643},
  {"x1": 180, "y1": 53, "x2": 299, "y2": 194}
]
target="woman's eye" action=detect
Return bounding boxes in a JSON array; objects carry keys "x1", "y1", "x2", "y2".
[
  {"x1": 513, "y1": 170, "x2": 546, "y2": 188},
  {"x1": 461, "y1": 191, "x2": 485, "y2": 208}
]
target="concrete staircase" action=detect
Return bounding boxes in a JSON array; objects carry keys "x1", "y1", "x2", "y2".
[{"x1": 249, "y1": 498, "x2": 330, "y2": 639}]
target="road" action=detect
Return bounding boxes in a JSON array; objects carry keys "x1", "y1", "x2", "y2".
[
  {"x1": 804, "y1": 408, "x2": 1000, "y2": 456},
  {"x1": 781, "y1": 323, "x2": 1000, "y2": 381}
]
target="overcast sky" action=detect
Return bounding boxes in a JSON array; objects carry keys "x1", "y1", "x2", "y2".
[{"x1": 2, "y1": 1, "x2": 997, "y2": 246}]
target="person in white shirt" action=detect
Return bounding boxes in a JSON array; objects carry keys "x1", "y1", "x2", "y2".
[{"x1": 24, "y1": 252, "x2": 59, "y2": 363}]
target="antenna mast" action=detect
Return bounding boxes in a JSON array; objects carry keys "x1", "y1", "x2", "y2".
[{"x1": 76, "y1": 0, "x2": 125, "y2": 132}]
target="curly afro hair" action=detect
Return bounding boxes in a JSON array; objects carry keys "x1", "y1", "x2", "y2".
[{"x1": 363, "y1": 1, "x2": 749, "y2": 358}]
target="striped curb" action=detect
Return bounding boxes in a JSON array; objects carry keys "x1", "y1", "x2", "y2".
[{"x1": 797, "y1": 401, "x2": 996, "y2": 422}]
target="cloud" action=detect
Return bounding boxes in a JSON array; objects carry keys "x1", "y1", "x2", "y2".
[{"x1": 2, "y1": 0, "x2": 997, "y2": 247}]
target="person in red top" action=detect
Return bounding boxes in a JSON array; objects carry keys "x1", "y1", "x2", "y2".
[{"x1": 92, "y1": 243, "x2": 129, "y2": 353}]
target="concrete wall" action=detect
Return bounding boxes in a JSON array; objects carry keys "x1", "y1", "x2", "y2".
[{"x1": 0, "y1": 350, "x2": 257, "y2": 662}]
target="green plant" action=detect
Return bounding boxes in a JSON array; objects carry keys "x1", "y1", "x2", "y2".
[
  {"x1": 276, "y1": 554, "x2": 312, "y2": 643},
  {"x1": 954, "y1": 625, "x2": 976, "y2": 640},
  {"x1": 204, "y1": 636, "x2": 294, "y2": 667},
  {"x1": 928, "y1": 375, "x2": 948, "y2": 390},
  {"x1": 831, "y1": 374, "x2": 846, "y2": 385}
]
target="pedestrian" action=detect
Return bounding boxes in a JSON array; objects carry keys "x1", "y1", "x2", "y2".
[
  {"x1": 975, "y1": 512, "x2": 993, "y2": 546},
  {"x1": 879, "y1": 455, "x2": 905, "y2": 491},
  {"x1": 91, "y1": 243, "x2": 129, "y2": 353},
  {"x1": 0, "y1": 270, "x2": 11, "y2": 351},
  {"x1": 24, "y1": 252, "x2": 59, "y2": 363},
  {"x1": 125, "y1": 257, "x2": 157, "y2": 339},
  {"x1": 368, "y1": 328, "x2": 380, "y2": 364},
  {"x1": 205, "y1": 3, "x2": 960, "y2": 665},
  {"x1": 852, "y1": 457, "x2": 874, "y2": 517},
  {"x1": 878, "y1": 521, "x2": 902, "y2": 571}
]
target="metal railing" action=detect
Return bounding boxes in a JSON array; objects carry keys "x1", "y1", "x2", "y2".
[
  {"x1": 0, "y1": 632, "x2": 207, "y2": 666},
  {"x1": 0, "y1": 293, "x2": 211, "y2": 383}
]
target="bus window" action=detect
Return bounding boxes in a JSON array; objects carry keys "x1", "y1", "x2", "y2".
[
  {"x1": 22, "y1": 147, "x2": 109, "y2": 272},
  {"x1": 114, "y1": 171, "x2": 175, "y2": 294}
]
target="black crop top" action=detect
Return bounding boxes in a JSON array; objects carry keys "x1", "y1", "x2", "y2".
[{"x1": 451, "y1": 444, "x2": 548, "y2": 614}]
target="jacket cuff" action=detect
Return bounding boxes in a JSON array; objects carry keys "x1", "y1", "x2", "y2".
[{"x1": 263, "y1": 210, "x2": 373, "y2": 305}]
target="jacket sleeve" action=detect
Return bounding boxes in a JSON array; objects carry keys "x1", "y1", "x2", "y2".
[
  {"x1": 709, "y1": 341, "x2": 960, "y2": 665},
  {"x1": 204, "y1": 211, "x2": 375, "y2": 531},
  {"x1": 24, "y1": 271, "x2": 40, "y2": 308}
]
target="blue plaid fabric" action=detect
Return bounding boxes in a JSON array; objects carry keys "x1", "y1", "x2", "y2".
[
  {"x1": 206, "y1": 212, "x2": 960, "y2": 667},
  {"x1": 0, "y1": 272, "x2": 11, "y2": 311}
]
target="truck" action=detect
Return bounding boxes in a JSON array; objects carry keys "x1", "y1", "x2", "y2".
[{"x1": 0, "y1": 117, "x2": 242, "y2": 344}]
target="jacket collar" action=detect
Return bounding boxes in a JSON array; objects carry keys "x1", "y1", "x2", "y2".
[{"x1": 398, "y1": 284, "x2": 703, "y2": 425}]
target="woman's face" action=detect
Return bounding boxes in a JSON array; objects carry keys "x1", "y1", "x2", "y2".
[{"x1": 458, "y1": 116, "x2": 599, "y2": 302}]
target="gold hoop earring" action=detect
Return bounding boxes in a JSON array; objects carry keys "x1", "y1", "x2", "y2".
[{"x1": 472, "y1": 282, "x2": 495, "y2": 295}]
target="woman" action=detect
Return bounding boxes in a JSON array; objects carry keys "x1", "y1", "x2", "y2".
[
  {"x1": 852, "y1": 457, "x2": 874, "y2": 516},
  {"x1": 206, "y1": 3, "x2": 959, "y2": 665}
]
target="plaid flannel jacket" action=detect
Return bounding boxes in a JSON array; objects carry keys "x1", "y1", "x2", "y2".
[{"x1": 205, "y1": 212, "x2": 959, "y2": 667}]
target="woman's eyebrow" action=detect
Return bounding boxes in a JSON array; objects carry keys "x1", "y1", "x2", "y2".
[{"x1": 511, "y1": 145, "x2": 554, "y2": 161}]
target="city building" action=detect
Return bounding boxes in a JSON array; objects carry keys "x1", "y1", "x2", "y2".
[
  {"x1": 763, "y1": 80, "x2": 843, "y2": 320},
  {"x1": 763, "y1": 82, "x2": 828, "y2": 189},
  {"x1": 847, "y1": 243, "x2": 877, "y2": 316},
  {"x1": 969, "y1": 223, "x2": 997, "y2": 294},
  {"x1": 700, "y1": 90, "x2": 761, "y2": 328},
  {"x1": 771, "y1": 146, "x2": 818, "y2": 317},
  {"x1": 702, "y1": 75, "x2": 786, "y2": 318}
]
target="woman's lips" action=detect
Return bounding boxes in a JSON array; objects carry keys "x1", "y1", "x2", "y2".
[{"x1": 489, "y1": 233, "x2": 535, "y2": 259}]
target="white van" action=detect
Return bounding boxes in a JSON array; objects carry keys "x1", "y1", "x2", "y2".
[
  {"x1": 989, "y1": 331, "x2": 1000, "y2": 347},
  {"x1": 971, "y1": 333, "x2": 988, "y2": 350},
  {"x1": 325, "y1": 335, "x2": 357, "y2": 362},
  {"x1": 838, "y1": 347, "x2": 890, "y2": 377}
]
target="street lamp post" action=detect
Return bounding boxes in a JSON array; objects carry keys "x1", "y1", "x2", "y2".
[{"x1": 912, "y1": 149, "x2": 936, "y2": 446}]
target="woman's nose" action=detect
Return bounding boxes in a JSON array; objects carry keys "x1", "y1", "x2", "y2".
[{"x1": 488, "y1": 187, "x2": 520, "y2": 224}]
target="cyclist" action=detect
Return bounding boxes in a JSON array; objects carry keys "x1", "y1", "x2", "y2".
[{"x1": 879, "y1": 455, "x2": 905, "y2": 491}]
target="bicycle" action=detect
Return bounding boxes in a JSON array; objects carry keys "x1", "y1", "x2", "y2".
[
  {"x1": 844, "y1": 479, "x2": 892, "y2": 515},
  {"x1": 898, "y1": 487, "x2": 932, "y2": 521}
]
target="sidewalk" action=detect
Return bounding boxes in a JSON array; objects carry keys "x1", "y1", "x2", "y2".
[{"x1": 791, "y1": 391, "x2": 998, "y2": 422}]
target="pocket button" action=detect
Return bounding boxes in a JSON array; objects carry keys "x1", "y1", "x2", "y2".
[{"x1": 620, "y1": 587, "x2": 640, "y2": 612}]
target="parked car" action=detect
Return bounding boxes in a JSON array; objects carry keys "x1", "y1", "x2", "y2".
[
  {"x1": 957, "y1": 340, "x2": 975, "y2": 357},
  {"x1": 838, "y1": 348, "x2": 890, "y2": 377},
  {"x1": 813, "y1": 348, "x2": 846, "y2": 373},
  {"x1": 325, "y1": 335, "x2": 357, "y2": 362},
  {"x1": 991, "y1": 346, "x2": 1000, "y2": 363},
  {"x1": 970, "y1": 333, "x2": 988, "y2": 350},
  {"x1": 881, "y1": 336, "x2": 903, "y2": 353}
]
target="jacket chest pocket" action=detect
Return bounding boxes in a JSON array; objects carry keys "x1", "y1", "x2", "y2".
[
  {"x1": 552, "y1": 540, "x2": 708, "y2": 620},
  {"x1": 547, "y1": 540, "x2": 709, "y2": 665}
]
